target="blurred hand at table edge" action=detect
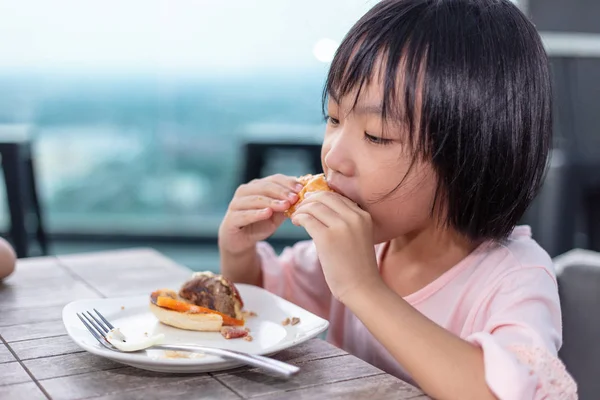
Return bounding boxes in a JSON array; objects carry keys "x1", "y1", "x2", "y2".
[{"x1": 0, "y1": 237, "x2": 16, "y2": 280}]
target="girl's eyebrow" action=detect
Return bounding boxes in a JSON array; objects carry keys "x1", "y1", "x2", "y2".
[
  {"x1": 353, "y1": 103, "x2": 383, "y2": 115},
  {"x1": 328, "y1": 91, "x2": 406, "y2": 123},
  {"x1": 329, "y1": 92, "x2": 383, "y2": 115}
]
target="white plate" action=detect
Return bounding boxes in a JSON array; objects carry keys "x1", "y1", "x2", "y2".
[{"x1": 62, "y1": 284, "x2": 329, "y2": 373}]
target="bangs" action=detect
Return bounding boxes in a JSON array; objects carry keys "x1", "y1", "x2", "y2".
[{"x1": 322, "y1": 0, "x2": 430, "y2": 157}]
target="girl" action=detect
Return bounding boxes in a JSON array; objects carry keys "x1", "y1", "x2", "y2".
[{"x1": 218, "y1": 0, "x2": 577, "y2": 399}]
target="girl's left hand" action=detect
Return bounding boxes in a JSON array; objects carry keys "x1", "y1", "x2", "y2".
[{"x1": 291, "y1": 191, "x2": 382, "y2": 303}]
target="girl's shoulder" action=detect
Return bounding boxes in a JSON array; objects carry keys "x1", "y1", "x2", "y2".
[{"x1": 473, "y1": 225, "x2": 557, "y2": 290}]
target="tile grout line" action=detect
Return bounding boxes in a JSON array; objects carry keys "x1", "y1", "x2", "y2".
[
  {"x1": 16, "y1": 350, "x2": 86, "y2": 363},
  {"x1": 0, "y1": 349, "x2": 85, "y2": 364},
  {"x1": 211, "y1": 373, "x2": 245, "y2": 399},
  {"x1": 249, "y1": 372, "x2": 388, "y2": 399},
  {"x1": 75, "y1": 373, "x2": 215, "y2": 400},
  {"x1": 36, "y1": 366, "x2": 128, "y2": 383},
  {"x1": 1, "y1": 314, "x2": 63, "y2": 324},
  {"x1": 2, "y1": 304, "x2": 66, "y2": 314},
  {"x1": 53, "y1": 257, "x2": 107, "y2": 299},
  {"x1": 0, "y1": 334, "x2": 52, "y2": 400},
  {"x1": 291, "y1": 353, "x2": 347, "y2": 365},
  {"x1": 5, "y1": 333, "x2": 67, "y2": 344}
]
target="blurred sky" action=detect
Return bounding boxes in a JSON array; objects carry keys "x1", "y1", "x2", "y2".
[{"x1": 0, "y1": 0, "x2": 382, "y2": 73}]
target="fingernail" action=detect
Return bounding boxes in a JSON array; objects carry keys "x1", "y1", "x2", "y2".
[
  {"x1": 295, "y1": 183, "x2": 304, "y2": 192},
  {"x1": 276, "y1": 200, "x2": 288, "y2": 205},
  {"x1": 288, "y1": 192, "x2": 298, "y2": 200},
  {"x1": 304, "y1": 192, "x2": 314, "y2": 198}
]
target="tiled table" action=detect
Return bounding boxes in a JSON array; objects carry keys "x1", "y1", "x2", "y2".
[{"x1": 0, "y1": 248, "x2": 428, "y2": 399}]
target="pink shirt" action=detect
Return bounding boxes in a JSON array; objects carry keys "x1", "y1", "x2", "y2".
[{"x1": 258, "y1": 226, "x2": 577, "y2": 399}]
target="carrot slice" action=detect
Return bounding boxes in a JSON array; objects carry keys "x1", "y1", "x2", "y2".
[{"x1": 156, "y1": 296, "x2": 244, "y2": 326}]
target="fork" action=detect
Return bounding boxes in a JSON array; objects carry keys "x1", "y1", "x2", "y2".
[{"x1": 77, "y1": 309, "x2": 300, "y2": 378}]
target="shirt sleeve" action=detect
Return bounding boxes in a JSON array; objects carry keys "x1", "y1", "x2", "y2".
[
  {"x1": 466, "y1": 267, "x2": 578, "y2": 399},
  {"x1": 256, "y1": 240, "x2": 332, "y2": 320}
]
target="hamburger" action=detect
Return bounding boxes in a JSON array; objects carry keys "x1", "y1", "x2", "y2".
[
  {"x1": 150, "y1": 271, "x2": 245, "y2": 332},
  {"x1": 284, "y1": 173, "x2": 334, "y2": 217}
]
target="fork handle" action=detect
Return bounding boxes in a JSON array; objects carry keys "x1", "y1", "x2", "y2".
[{"x1": 150, "y1": 344, "x2": 300, "y2": 378}]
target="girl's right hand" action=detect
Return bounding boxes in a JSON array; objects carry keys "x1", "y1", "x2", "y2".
[{"x1": 218, "y1": 174, "x2": 303, "y2": 255}]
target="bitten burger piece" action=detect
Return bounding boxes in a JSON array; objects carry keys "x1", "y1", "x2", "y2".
[
  {"x1": 149, "y1": 289, "x2": 225, "y2": 332},
  {"x1": 284, "y1": 173, "x2": 334, "y2": 217},
  {"x1": 178, "y1": 271, "x2": 243, "y2": 320},
  {"x1": 149, "y1": 272, "x2": 245, "y2": 332}
]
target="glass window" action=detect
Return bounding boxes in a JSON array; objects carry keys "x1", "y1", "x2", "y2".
[{"x1": 0, "y1": 0, "x2": 376, "y2": 237}]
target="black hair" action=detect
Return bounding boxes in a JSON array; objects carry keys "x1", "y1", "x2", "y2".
[{"x1": 322, "y1": 0, "x2": 552, "y2": 242}]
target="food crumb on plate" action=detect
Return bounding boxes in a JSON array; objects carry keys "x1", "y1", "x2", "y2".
[
  {"x1": 244, "y1": 335, "x2": 253, "y2": 342},
  {"x1": 220, "y1": 326, "x2": 249, "y2": 340},
  {"x1": 120, "y1": 306, "x2": 125, "y2": 310},
  {"x1": 163, "y1": 350, "x2": 204, "y2": 359},
  {"x1": 282, "y1": 316, "x2": 300, "y2": 326}
]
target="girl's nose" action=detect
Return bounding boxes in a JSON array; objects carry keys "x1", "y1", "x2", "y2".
[{"x1": 323, "y1": 132, "x2": 355, "y2": 177}]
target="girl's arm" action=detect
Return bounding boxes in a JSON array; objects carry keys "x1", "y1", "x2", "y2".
[
  {"x1": 344, "y1": 267, "x2": 577, "y2": 400},
  {"x1": 346, "y1": 281, "x2": 496, "y2": 400},
  {"x1": 220, "y1": 246, "x2": 262, "y2": 286}
]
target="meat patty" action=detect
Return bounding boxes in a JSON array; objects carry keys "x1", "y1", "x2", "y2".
[{"x1": 178, "y1": 272, "x2": 242, "y2": 318}]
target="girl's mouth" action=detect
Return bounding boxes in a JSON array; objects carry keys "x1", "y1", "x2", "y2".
[{"x1": 327, "y1": 180, "x2": 364, "y2": 209}]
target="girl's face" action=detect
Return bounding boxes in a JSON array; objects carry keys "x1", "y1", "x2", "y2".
[{"x1": 321, "y1": 80, "x2": 440, "y2": 244}]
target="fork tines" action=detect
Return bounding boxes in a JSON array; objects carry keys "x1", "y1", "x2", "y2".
[{"x1": 77, "y1": 309, "x2": 114, "y2": 349}]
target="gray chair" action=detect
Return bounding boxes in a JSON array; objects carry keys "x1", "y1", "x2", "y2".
[
  {"x1": 0, "y1": 124, "x2": 49, "y2": 258},
  {"x1": 554, "y1": 249, "x2": 600, "y2": 400}
]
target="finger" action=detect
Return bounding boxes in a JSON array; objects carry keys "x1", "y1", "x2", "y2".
[
  {"x1": 228, "y1": 208, "x2": 273, "y2": 229},
  {"x1": 265, "y1": 174, "x2": 305, "y2": 193},
  {"x1": 303, "y1": 191, "x2": 361, "y2": 214},
  {"x1": 230, "y1": 195, "x2": 291, "y2": 212},
  {"x1": 293, "y1": 201, "x2": 340, "y2": 228},
  {"x1": 291, "y1": 212, "x2": 327, "y2": 238},
  {"x1": 334, "y1": 192, "x2": 363, "y2": 210},
  {"x1": 236, "y1": 180, "x2": 299, "y2": 203}
]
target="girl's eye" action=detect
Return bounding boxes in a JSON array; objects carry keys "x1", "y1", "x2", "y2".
[
  {"x1": 325, "y1": 115, "x2": 340, "y2": 126},
  {"x1": 364, "y1": 132, "x2": 393, "y2": 145}
]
